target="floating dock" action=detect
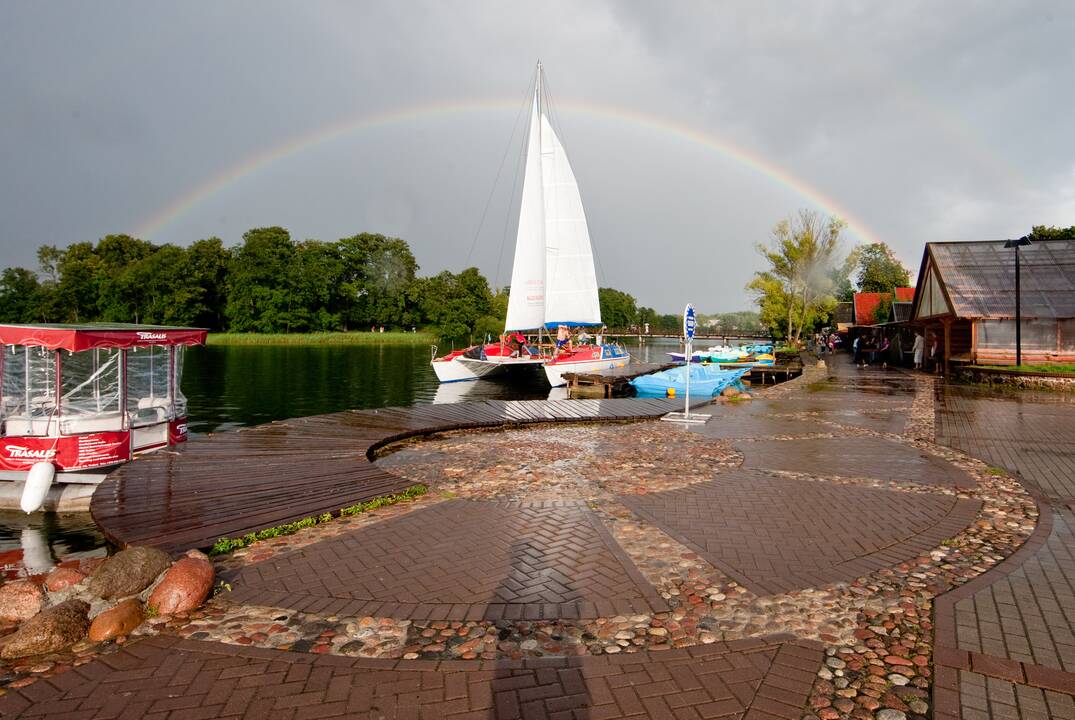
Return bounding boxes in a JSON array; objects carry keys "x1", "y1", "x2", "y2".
[{"x1": 563, "y1": 363, "x2": 678, "y2": 398}]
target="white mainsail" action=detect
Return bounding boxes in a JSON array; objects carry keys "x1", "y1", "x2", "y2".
[
  {"x1": 503, "y1": 92, "x2": 546, "y2": 332},
  {"x1": 503, "y1": 65, "x2": 601, "y2": 332}
]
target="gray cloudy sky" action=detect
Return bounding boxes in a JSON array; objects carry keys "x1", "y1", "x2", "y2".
[{"x1": 2, "y1": 1, "x2": 1073, "y2": 312}]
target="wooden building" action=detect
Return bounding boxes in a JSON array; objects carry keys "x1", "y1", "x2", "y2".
[{"x1": 910, "y1": 239, "x2": 1075, "y2": 372}]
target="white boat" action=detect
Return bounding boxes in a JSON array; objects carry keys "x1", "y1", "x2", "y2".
[
  {"x1": 0, "y1": 323, "x2": 207, "y2": 511},
  {"x1": 432, "y1": 63, "x2": 629, "y2": 387}
]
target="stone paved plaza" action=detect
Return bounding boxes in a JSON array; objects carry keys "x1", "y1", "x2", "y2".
[{"x1": 2, "y1": 355, "x2": 1074, "y2": 719}]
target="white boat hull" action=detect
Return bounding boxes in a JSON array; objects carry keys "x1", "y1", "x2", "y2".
[
  {"x1": 543, "y1": 355, "x2": 630, "y2": 387},
  {"x1": 432, "y1": 354, "x2": 545, "y2": 383}
]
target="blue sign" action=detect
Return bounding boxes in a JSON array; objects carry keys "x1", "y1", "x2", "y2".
[{"x1": 684, "y1": 304, "x2": 696, "y2": 340}]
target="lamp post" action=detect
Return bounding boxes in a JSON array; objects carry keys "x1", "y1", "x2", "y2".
[{"x1": 1003, "y1": 236, "x2": 1032, "y2": 366}]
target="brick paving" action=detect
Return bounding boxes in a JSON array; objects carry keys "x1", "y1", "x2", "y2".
[
  {"x1": 953, "y1": 506, "x2": 1075, "y2": 672},
  {"x1": 620, "y1": 469, "x2": 980, "y2": 596},
  {"x1": 739, "y1": 436, "x2": 975, "y2": 489},
  {"x1": 227, "y1": 500, "x2": 669, "y2": 621},
  {"x1": 932, "y1": 381, "x2": 1075, "y2": 718},
  {"x1": 936, "y1": 385, "x2": 1075, "y2": 503},
  {"x1": 0, "y1": 634, "x2": 823, "y2": 720}
]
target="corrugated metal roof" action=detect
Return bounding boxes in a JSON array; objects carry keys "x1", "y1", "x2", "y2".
[
  {"x1": 929, "y1": 239, "x2": 1075, "y2": 319},
  {"x1": 892, "y1": 301, "x2": 912, "y2": 322}
]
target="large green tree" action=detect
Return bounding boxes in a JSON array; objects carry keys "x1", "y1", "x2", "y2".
[
  {"x1": 0, "y1": 268, "x2": 42, "y2": 323},
  {"x1": 748, "y1": 210, "x2": 845, "y2": 341},
  {"x1": 855, "y1": 242, "x2": 911, "y2": 293},
  {"x1": 598, "y1": 287, "x2": 638, "y2": 328},
  {"x1": 419, "y1": 267, "x2": 493, "y2": 343},
  {"x1": 224, "y1": 227, "x2": 297, "y2": 332}
]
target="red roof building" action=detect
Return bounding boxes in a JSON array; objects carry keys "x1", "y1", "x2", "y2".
[
  {"x1": 853, "y1": 292, "x2": 891, "y2": 325},
  {"x1": 894, "y1": 287, "x2": 915, "y2": 302}
]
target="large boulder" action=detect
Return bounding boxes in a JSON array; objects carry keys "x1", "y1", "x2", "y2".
[
  {"x1": 0, "y1": 580, "x2": 45, "y2": 622},
  {"x1": 88, "y1": 598, "x2": 144, "y2": 641},
  {"x1": 0, "y1": 599, "x2": 89, "y2": 658},
  {"x1": 89, "y1": 547, "x2": 171, "y2": 600},
  {"x1": 147, "y1": 550, "x2": 213, "y2": 615},
  {"x1": 45, "y1": 567, "x2": 87, "y2": 592}
]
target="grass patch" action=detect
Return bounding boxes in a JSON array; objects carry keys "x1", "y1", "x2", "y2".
[
  {"x1": 986, "y1": 466, "x2": 1007, "y2": 477},
  {"x1": 208, "y1": 484, "x2": 427, "y2": 556},
  {"x1": 206, "y1": 331, "x2": 437, "y2": 346},
  {"x1": 968, "y1": 363, "x2": 1075, "y2": 375}
]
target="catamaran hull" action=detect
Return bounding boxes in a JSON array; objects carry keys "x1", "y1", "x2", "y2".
[
  {"x1": 431, "y1": 357, "x2": 500, "y2": 383},
  {"x1": 431, "y1": 355, "x2": 544, "y2": 383},
  {"x1": 543, "y1": 355, "x2": 630, "y2": 388}
]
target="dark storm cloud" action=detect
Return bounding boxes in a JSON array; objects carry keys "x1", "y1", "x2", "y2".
[{"x1": 2, "y1": 1, "x2": 1073, "y2": 311}]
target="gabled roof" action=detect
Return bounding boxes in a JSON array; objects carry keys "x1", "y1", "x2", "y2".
[
  {"x1": 833, "y1": 301, "x2": 854, "y2": 325},
  {"x1": 912, "y1": 239, "x2": 1075, "y2": 320},
  {"x1": 892, "y1": 302, "x2": 913, "y2": 323},
  {"x1": 853, "y1": 292, "x2": 891, "y2": 326}
]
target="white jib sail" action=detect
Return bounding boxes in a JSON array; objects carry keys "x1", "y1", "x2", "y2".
[
  {"x1": 503, "y1": 94, "x2": 547, "y2": 332},
  {"x1": 539, "y1": 113, "x2": 602, "y2": 327}
]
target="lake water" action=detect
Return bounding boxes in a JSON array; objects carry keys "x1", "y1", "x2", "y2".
[
  {"x1": 181, "y1": 338, "x2": 683, "y2": 434},
  {"x1": 0, "y1": 337, "x2": 686, "y2": 559}
]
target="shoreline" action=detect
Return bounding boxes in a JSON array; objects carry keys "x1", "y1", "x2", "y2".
[{"x1": 205, "y1": 331, "x2": 437, "y2": 346}]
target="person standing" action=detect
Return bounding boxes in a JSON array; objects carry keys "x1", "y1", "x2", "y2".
[
  {"x1": 912, "y1": 332, "x2": 925, "y2": 370},
  {"x1": 853, "y1": 334, "x2": 862, "y2": 367}
]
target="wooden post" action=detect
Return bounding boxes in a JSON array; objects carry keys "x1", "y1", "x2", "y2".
[
  {"x1": 942, "y1": 318, "x2": 952, "y2": 378},
  {"x1": 971, "y1": 320, "x2": 978, "y2": 365}
]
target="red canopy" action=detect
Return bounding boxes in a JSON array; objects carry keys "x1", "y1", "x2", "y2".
[{"x1": 0, "y1": 324, "x2": 208, "y2": 351}]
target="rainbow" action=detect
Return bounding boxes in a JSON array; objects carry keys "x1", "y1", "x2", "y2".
[{"x1": 136, "y1": 98, "x2": 886, "y2": 246}]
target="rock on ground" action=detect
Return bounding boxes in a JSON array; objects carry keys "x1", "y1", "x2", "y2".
[
  {"x1": 148, "y1": 551, "x2": 213, "y2": 614},
  {"x1": 0, "y1": 599, "x2": 90, "y2": 659},
  {"x1": 45, "y1": 567, "x2": 86, "y2": 592},
  {"x1": 89, "y1": 546, "x2": 172, "y2": 599},
  {"x1": 88, "y1": 598, "x2": 144, "y2": 641},
  {"x1": 0, "y1": 580, "x2": 45, "y2": 623}
]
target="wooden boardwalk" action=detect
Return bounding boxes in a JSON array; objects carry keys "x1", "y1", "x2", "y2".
[{"x1": 90, "y1": 397, "x2": 705, "y2": 554}]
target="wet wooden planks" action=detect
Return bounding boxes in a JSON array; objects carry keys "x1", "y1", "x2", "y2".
[{"x1": 90, "y1": 397, "x2": 702, "y2": 554}]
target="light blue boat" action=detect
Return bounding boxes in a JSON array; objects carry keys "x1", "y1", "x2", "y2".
[{"x1": 631, "y1": 364, "x2": 750, "y2": 398}]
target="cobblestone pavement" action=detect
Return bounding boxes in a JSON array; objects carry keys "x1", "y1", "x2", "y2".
[
  {"x1": 932, "y1": 382, "x2": 1075, "y2": 719},
  {"x1": 1, "y1": 355, "x2": 1062, "y2": 719},
  {"x1": 0, "y1": 635, "x2": 822, "y2": 719}
]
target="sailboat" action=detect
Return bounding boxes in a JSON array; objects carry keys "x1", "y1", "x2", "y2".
[{"x1": 431, "y1": 63, "x2": 630, "y2": 387}]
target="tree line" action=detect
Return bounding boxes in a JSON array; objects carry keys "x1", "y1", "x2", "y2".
[{"x1": 0, "y1": 227, "x2": 762, "y2": 342}]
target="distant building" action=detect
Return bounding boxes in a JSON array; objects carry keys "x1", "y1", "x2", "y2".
[
  {"x1": 909, "y1": 239, "x2": 1075, "y2": 369},
  {"x1": 833, "y1": 301, "x2": 854, "y2": 331}
]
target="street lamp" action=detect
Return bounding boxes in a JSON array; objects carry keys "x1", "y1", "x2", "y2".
[{"x1": 1003, "y1": 235, "x2": 1032, "y2": 366}]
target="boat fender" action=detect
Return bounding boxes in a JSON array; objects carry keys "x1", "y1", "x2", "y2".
[
  {"x1": 20, "y1": 461, "x2": 55, "y2": 514},
  {"x1": 667, "y1": 388, "x2": 676, "y2": 398}
]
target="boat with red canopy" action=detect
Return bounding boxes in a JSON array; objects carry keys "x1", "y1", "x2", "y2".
[{"x1": 0, "y1": 323, "x2": 207, "y2": 512}]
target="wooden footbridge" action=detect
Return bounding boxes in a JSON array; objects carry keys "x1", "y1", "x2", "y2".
[{"x1": 90, "y1": 397, "x2": 710, "y2": 554}]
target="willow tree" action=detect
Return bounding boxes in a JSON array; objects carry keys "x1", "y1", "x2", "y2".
[{"x1": 748, "y1": 210, "x2": 845, "y2": 342}]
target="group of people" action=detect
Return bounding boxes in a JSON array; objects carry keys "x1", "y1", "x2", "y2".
[
  {"x1": 812, "y1": 331, "x2": 843, "y2": 354},
  {"x1": 852, "y1": 333, "x2": 898, "y2": 369},
  {"x1": 499, "y1": 325, "x2": 604, "y2": 358},
  {"x1": 827, "y1": 329, "x2": 942, "y2": 373}
]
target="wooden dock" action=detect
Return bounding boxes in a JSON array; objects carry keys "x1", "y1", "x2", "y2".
[
  {"x1": 562, "y1": 363, "x2": 678, "y2": 398},
  {"x1": 90, "y1": 397, "x2": 710, "y2": 554},
  {"x1": 747, "y1": 362, "x2": 804, "y2": 386}
]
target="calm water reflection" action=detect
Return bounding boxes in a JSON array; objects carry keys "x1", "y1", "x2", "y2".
[{"x1": 182, "y1": 338, "x2": 680, "y2": 434}]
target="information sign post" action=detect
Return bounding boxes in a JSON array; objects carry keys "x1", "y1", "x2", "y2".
[{"x1": 661, "y1": 303, "x2": 710, "y2": 425}]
